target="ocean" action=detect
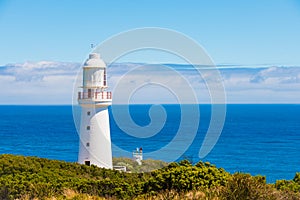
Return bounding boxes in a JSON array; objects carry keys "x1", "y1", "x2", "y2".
[{"x1": 0, "y1": 104, "x2": 299, "y2": 183}]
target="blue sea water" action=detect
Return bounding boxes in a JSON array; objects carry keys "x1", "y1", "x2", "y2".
[{"x1": 0, "y1": 104, "x2": 299, "y2": 183}]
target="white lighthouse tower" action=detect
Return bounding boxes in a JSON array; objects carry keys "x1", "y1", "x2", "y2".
[{"x1": 77, "y1": 53, "x2": 113, "y2": 169}]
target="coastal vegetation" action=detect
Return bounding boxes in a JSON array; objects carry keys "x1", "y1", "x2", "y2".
[
  {"x1": 0, "y1": 154, "x2": 299, "y2": 199},
  {"x1": 113, "y1": 157, "x2": 168, "y2": 173}
]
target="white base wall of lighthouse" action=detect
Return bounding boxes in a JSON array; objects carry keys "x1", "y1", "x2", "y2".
[{"x1": 78, "y1": 107, "x2": 112, "y2": 169}]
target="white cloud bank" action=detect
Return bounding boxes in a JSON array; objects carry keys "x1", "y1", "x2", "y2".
[
  {"x1": 0, "y1": 61, "x2": 80, "y2": 104},
  {"x1": 0, "y1": 61, "x2": 299, "y2": 104},
  {"x1": 219, "y1": 66, "x2": 300, "y2": 103}
]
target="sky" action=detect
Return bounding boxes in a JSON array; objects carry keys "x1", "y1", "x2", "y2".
[
  {"x1": 1, "y1": 0, "x2": 300, "y2": 65},
  {"x1": 0, "y1": 0, "x2": 300, "y2": 104}
]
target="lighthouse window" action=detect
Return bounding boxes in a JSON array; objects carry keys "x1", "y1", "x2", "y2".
[
  {"x1": 86, "y1": 142, "x2": 90, "y2": 147},
  {"x1": 103, "y1": 69, "x2": 107, "y2": 86},
  {"x1": 87, "y1": 111, "x2": 91, "y2": 116},
  {"x1": 87, "y1": 126, "x2": 90, "y2": 130},
  {"x1": 88, "y1": 89, "x2": 92, "y2": 98}
]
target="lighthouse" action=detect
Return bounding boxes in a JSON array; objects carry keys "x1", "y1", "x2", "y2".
[{"x1": 77, "y1": 53, "x2": 113, "y2": 169}]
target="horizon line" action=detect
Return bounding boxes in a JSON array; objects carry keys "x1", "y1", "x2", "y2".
[{"x1": 0, "y1": 103, "x2": 299, "y2": 106}]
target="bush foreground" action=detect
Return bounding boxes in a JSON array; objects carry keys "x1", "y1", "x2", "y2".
[{"x1": 0, "y1": 154, "x2": 299, "y2": 200}]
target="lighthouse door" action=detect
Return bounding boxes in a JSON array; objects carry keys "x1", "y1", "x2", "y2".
[{"x1": 84, "y1": 160, "x2": 90, "y2": 166}]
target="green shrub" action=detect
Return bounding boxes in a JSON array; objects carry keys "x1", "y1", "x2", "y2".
[
  {"x1": 143, "y1": 160, "x2": 229, "y2": 193},
  {"x1": 293, "y1": 172, "x2": 300, "y2": 184},
  {"x1": 0, "y1": 154, "x2": 300, "y2": 199}
]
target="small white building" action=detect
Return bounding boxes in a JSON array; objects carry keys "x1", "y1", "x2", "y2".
[
  {"x1": 133, "y1": 147, "x2": 143, "y2": 165},
  {"x1": 77, "y1": 53, "x2": 113, "y2": 169}
]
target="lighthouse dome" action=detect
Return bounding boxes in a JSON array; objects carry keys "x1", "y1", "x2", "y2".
[{"x1": 84, "y1": 53, "x2": 106, "y2": 68}]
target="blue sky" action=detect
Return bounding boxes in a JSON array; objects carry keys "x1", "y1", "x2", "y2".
[
  {"x1": 0, "y1": 0, "x2": 300, "y2": 104},
  {"x1": 0, "y1": 0, "x2": 300, "y2": 65}
]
